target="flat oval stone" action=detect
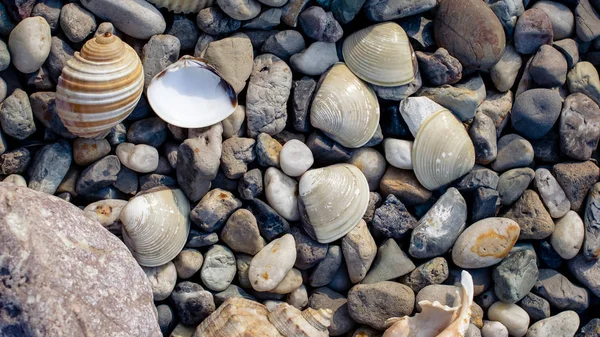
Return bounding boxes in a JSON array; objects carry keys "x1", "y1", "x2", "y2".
[
  {"x1": 526, "y1": 310, "x2": 579, "y2": 337},
  {"x1": 349, "y1": 148, "x2": 387, "y2": 191},
  {"x1": 434, "y1": 0, "x2": 506, "y2": 70},
  {"x1": 248, "y1": 234, "x2": 296, "y2": 291},
  {"x1": 200, "y1": 245, "x2": 237, "y2": 292},
  {"x1": 535, "y1": 168, "x2": 570, "y2": 218},
  {"x1": 551, "y1": 210, "x2": 584, "y2": 260},
  {"x1": 560, "y1": 93, "x2": 600, "y2": 161},
  {"x1": 8, "y1": 17, "x2": 52, "y2": 74},
  {"x1": 488, "y1": 302, "x2": 530, "y2": 337},
  {"x1": 567, "y1": 254, "x2": 600, "y2": 298},
  {"x1": 452, "y1": 217, "x2": 520, "y2": 269},
  {"x1": 264, "y1": 167, "x2": 300, "y2": 221}
]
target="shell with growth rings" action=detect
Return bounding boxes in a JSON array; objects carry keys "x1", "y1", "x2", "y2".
[
  {"x1": 383, "y1": 270, "x2": 474, "y2": 337},
  {"x1": 120, "y1": 187, "x2": 190, "y2": 267},
  {"x1": 146, "y1": 0, "x2": 213, "y2": 13},
  {"x1": 56, "y1": 32, "x2": 144, "y2": 139},
  {"x1": 298, "y1": 163, "x2": 370, "y2": 244},
  {"x1": 342, "y1": 22, "x2": 417, "y2": 87},
  {"x1": 193, "y1": 297, "x2": 332, "y2": 337},
  {"x1": 310, "y1": 63, "x2": 380, "y2": 148}
]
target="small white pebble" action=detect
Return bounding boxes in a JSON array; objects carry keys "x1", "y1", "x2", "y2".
[
  {"x1": 279, "y1": 139, "x2": 314, "y2": 177},
  {"x1": 116, "y1": 142, "x2": 159, "y2": 173},
  {"x1": 384, "y1": 138, "x2": 413, "y2": 170}
]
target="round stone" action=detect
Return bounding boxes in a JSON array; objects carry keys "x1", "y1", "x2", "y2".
[
  {"x1": 487, "y1": 302, "x2": 530, "y2": 337},
  {"x1": 511, "y1": 89, "x2": 562, "y2": 140},
  {"x1": 349, "y1": 148, "x2": 386, "y2": 190},
  {"x1": 481, "y1": 320, "x2": 509, "y2": 337},
  {"x1": 279, "y1": 139, "x2": 314, "y2": 177},
  {"x1": 514, "y1": 8, "x2": 553, "y2": 55},
  {"x1": 383, "y1": 138, "x2": 413, "y2": 170},
  {"x1": 248, "y1": 234, "x2": 297, "y2": 292},
  {"x1": 529, "y1": 45, "x2": 568, "y2": 88},
  {"x1": 550, "y1": 211, "x2": 584, "y2": 260},
  {"x1": 116, "y1": 143, "x2": 159, "y2": 173},
  {"x1": 531, "y1": 1, "x2": 574, "y2": 40},
  {"x1": 73, "y1": 138, "x2": 111, "y2": 167},
  {"x1": 143, "y1": 262, "x2": 177, "y2": 301},
  {"x1": 200, "y1": 245, "x2": 236, "y2": 292},
  {"x1": 172, "y1": 249, "x2": 204, "y2": 280},
  {"x1": 8, "y1": 17, "x2": 52, "y2": 73},
  {"x1": 217, "y1": 0, "x2": 261, "y2": 20}
]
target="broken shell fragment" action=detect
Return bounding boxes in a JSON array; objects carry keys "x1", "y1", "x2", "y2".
[
  {"x1": 147, "y1": 0, "x2": 213, "y2": 13},
  {"x1": 310, "y1": 63, "x2": 380, "y2": 148},
  {"x1": 147, "y1": 56, "x2": 238, "y2": 129},
  {"x1": 342, "y1": 22, "x2": 417, "y2": 87},
  {"x1": 120, "y1": 187, "x2": 190, "y2": 267},
  {"x1": 298, "y1": 163, "x2": 370, "y2": 244},
  {"x1": 56, "y1": 33, "x2": 144, "y2": 139}
]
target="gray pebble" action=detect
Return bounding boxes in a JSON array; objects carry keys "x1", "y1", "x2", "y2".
[
  {"x1": 290, "y1": 41, "x2": 338, "y2": 76},
  {"x1": 493, "y1": 250, "x2": 539, "y2": 304},
  {"x1": 329, "y1": 0, "x2": 364, "y2": 23},
  {"x1": 194, "y1": 33, "x2": 216, "y2": 57},
  {"x1": 221, "y1": 137, "x2": 256, "y2": 179},
  {"x1": 515, "y1": 8, "x2": 553, "y2": 54},
  {"x1": 532, "y1": 1, "x2": 574, "y2": 40},
  {"x1": 554, "y1": 160, "x2": 599, "y2": 212},
  {"x1": 409, "y1": 188, "x2": 467, "y2": 259},
  {"x1": 584, "y1": 183, "x2": 600, "y2": 260},
  {"x1": 113, "y1": 167, "x2": 138, "y2": 195},
  {"x1": 156, "y1": 304, "x2": 174, "y2": 335},
  {"x1": 215, "y1": 285, "x2": 255, "y2": 307},
  {"x1": 537, "y1": 241, "x2": 563, "y2": 269},
  {"x1": 154, "y1": 156, "x2": 173, "y2": 176},
  {"x1": 578, "y1": 318, "x2": 600, "y2": 337},
  {"x1": 291, "y1": 226, "x2": 328, "y2": 269},
  {"x1": 310, "y1": 245, "x2": 342, "y2": 287},
  {"x1": 73, "y1": 138, "x2": 111, "y2": 167},
  {"x1": 25, "y1": 66, "x2": 53, "y2": 90},
  {"x1": 575, "y1": 0, "x2": 600, "y2": 42},
  {"x1": 560, "y1": 93, "x2": 600, "y2": 161},
  {"x1": 0, "y1": 148, "x2": 30, "y2": 175},
  {"x1": 127, "y1": 117, "x2": 167, "y2": 148},
  {"x1": 186, "y1": 229, "x2": 219, "y2": 248},
  {"x1": 221, "y1": 208, "x2": 266, "y2": 255},
  {"x1": 415, "y1": 284, "x2": 459, "y2": 311},
  {"x1": 142, "y1": 34, "x2": 180, "y2": 89},
  {"x1": 143, "y1": 262, "x2": 177, "y2": 301},
  {"x1": 498, "y1": 168, "x2": 535, "y2": 206},
  {"x1": 527, "y1": 310, "x2": 579, "y2": 337},
  {"x1": 0, "y1": 2, "x2": 14, "y2": 36},
  {"x1": 243, "y1": 8, "x2": 282, "y2": 30},
  {"x1": 492, "y1": 134, "x2": 534, "y2": 172},
  {"x1": 200, "y1": 245, "x2": 236, "y2": 292},
  {"x1": 478, "y1": 90, "x2": 513, "y2": 137},
  {"x1": 417, "y1": 74, "x2": 486, "y2": 121},
  {"x1": 568, "y1": 254, "x2": 600, "y2": 298},
  {"x1": 371, "y1": 68, "x2": 422, "y2": 101},
  {"x1": 535, "y1": 168, "x2": 570, "y2": 218},
  {"x1": 362, "y1": 238, "x2": 415, "y2": 284},
  {"x1": 80, "y1": 0, "x2": 166, "y2": 39},
  {"x1": 553, "y1": 39, "x2": 579, "y2": 69},
  {"x1": 246, "y1": 54, "x2": 292, "y2": 136},
  {"x1": 454, "y1": 166, "x2": 500, "y2": 192},
  {"x1": 309, "y1": 287, "x2": 355, "y2": 335},
  {"x1": 400, "y1": 257, "x2": 449, "y2": 293},
  {"x1": 238, "y1": 168, "x2": 263, "y2": 200},
  {"x1": 281, "y1": 0, "x2": 310, "y2": 27},
  {"x1": 29, "y1": 92, "x2": 76, "y2": 139},
  {"x1": 0, "y1": 88, "x2": 35, "y2": 140},
  {"x1": 292, "y1": 77, "x2": 316, "y2": 132},
  {"x1": 0, "y1": 78, "x2": 6, "y2": 103},
  {"x1": 247, "y1": 199, "x2": 290, "y2": 241},
  {"x1": 190, "y1": 188, "x2": 242, "y2": 232},
  {"x1": 170, "y1": 281, "x2": 215, "y2": 326},
  {"x1": 27, "y1": 141, "x2": 71, "y2": 195},
  {"x1": 255, "y1": 132, "x2": 282, "y2": 167},
  {"x1": 172, "y1": 249, "x2": 203, "y2": 280},
  {"x1": 511, "y1": 89, "x2": 562, "y2": 140},
  {"x1": 400, "y1": 15, "x2": 435, "y2": 50},
  {"x1": 534, "y1": 268, "x2": 589, "y2": 311},
  {"x1": 243, "y1": 30, "x2": 278, "y2": 54},
  {"x1": 0, "y1": 40, "x2": 9, "y2": 72},
  {"x1": 261, "y1": 30, "x2": 305, "y2": 61},
  {"x1": 167, "y1": 15, "x2": 199, "y2": 51},
  {"x1": 299, "y1": 6, "x2": 343, "y2": 42},
  {"x1": 75, "y1": 155, "x2": 121, "y2": 196},
  {"x1": 46, "y1": 36, "x2": 74, "y2": 83},
  {"x1": 60, "y1": 3, "x2": 96, "y2": 43},
  {"x1": 531, "y1": 133, "x2": 561, "y2": 163},
  {"x1": 201, "y1": 34, "x2": 254, "y2": 94},
  {"x1": 417, "y1": 48, "x2": 462, "y2": 86},
  {"x1": 327, "y1": 261, "x2": 353, "y2": 293},
  {"x1": 342, "y1": 220, "x2": 376, "y2": 283},
  {"x1": 529, "y1": 45, "x2": 568, "y2": 87},
  {"x1": 363, "y1": 0, "x2": 435, "y2": 21},
  {"x1": 8, "y1": 17, "x2": 51, "y2": 74},
  {"x1": 138, "y1": 174, "x2": 175, "y2": 191},
  {"x1": 196, "y1": 7, "x2": 241, "y2": 35},
  {"x1": 504, "y1": 190, "x2": 555, "y2": 240},
  {"x1": 306, "y1": 131, "x2": 353, "y2": 165},
  {"x1": 518, "y1": 293, "x2": 551, "y2": 323}
]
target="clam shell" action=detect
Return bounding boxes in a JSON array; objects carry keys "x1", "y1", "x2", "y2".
[
  {"x1": 147, "y1": 0, "x2": 213, "y2": 13},
  {"x1": 147, "y1": 56, "x2": 238, "y2": 128},
  {"x1": 120, "y1": 187, "x2": 190, "y2": 267},
  {"x1": 268, "y1": 302, "x2": 332, "y2": 337},
  {"x1": 412, "y1": 109, "x2": 475, "y2": 190},
  {"x1": 310, "y1": 63, "x2": 380, "y2": 148},
  {"x1": 193, "y1": 298, "x2": 283, "y2": 337},
  {"x1": 298, "y1": 163, "x2": 370, "y2": 243},
  {"x1": 342, "y1": 22, "x2": 416, "y2": 87},
  {"x1": 56, "y1": 33, "x2": 144, "y2": 139}
]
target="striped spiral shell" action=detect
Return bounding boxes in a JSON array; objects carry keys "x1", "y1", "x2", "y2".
[
  {"x1": 147, "y1": 0, "x2": 213, "y2": 13},
  {"x1": 56, "y1": 33, "x2": 144, "y2": 139}
]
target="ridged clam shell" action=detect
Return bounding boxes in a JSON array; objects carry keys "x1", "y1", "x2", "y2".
[
  {"x1": 147, "y1": 56, "x2": 238, "y2": 128},
  {"x1": 193, "y1": 298, "x2": 283, "y2": 337},
  {"x1": 310, "y1": 63, "x2": 380, "y2": 148},
  {"x1": 412, "y1": 109, "x2": 475, "y2": 190},
  {"x1": 342, "y1": 22, "x2": 416, "y2": 87},
  {"x1": 120, "y1": 187, "x2": 190, "y2": 267},
  {"x1": 268, "y1": 303, "x2": 332, "y2": 337},
  {"x1": 147, "y1": 0, "x2": 213, "y2": 13},
  {"x1": 56, "y1": 33, "x2": 144, "y2": 139},
  {"x1": 298, "y1": 163, "x2": 370, "y2": 244}
]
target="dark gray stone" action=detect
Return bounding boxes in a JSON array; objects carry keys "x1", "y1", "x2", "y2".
[
  {"x1": 76, "y1": 155, "x2": 121, "y2": 196},
  {"x1": 139, "y1": 174, "x2": 176, "y2": 191},
  {"x1": 554, "y1": 161, "x2": 599, "y2": 212},
  {"x1": 127, "y1": 117, "x2": 167, "y2": 148},
  {"x1": 530, "y1": 45, "x2": 568, "y2": 87},
  {"x1": 309, "y1": 287, "x2": 355, "y2": 336},
  {"x1": 400, "y1": 15, "x2": 435, "y2": 50},
  {"x1": 568, "y1": 253, "x2": 600, "y2": 298},
  {"x1": 576, "y1": 318, "x2": 600, "y2": 337},
  {"x1": 363, "y1": 0, "x2": 435, "y2": 21},
  {"x1": 238, "y1": 168, "x2": 263, "y2": 200},
  {"x1": 167, "y1": 15, "x2": 199, "y2": 51},
  {"x1": 190, "y1": 188, "x2": 242, "y2": 232},
  {"x1": 518, "y1": 292, "x2": 551, "y2": 322},
  {"x1": 511, "y1": 89, "x2": 562, "y2": 140},
  {"x1": 196, "y1": 7, "x2": 241, "y2": 35},
  {"x1": 28, "y1": 141, "x2": 72, "y2": 195},
  {"x1": 255, "y1": 133, "x2": 282, "y2": 168},
  {"x1": 347, "y1": 282, "x2": 415, "y2": 330},
  {"x1": 107, "y1": 123, "x2": 127, "y2": 146},
  {"x1": 0, "y1": 148, "x2": 30, "y2": 175},
  {"x1": 176, "y1": 138, "x2": 219, "y2": 202},
  {"x1": 299, "y1": 6, "x2": 343, "y2": 43},
  {"x1": 247, "y1": 199, "x2": 290, "y2": 241},
  {"x1": 242, "y1": 8, "x2": 281, "y2": 30},
  {"x1": 534, "y1": 269, "x2": 589, "y2": 311},
  {"x1": 417, "y1": 48, "x2": 462, "y2": 86},
  {"x1": 290, "y1": 226, "x2": 328, "y2": 270},
  {"x1": 170, "y1": 281, "x2": 215, "y2": 326},
  {"x1": 46, "y1": 36, "x2": 75, "y2": 83},
  {"x1": 584, "y1": 183, "x2": 600, "y2": 260},
  {"x1": 515, "y1": 8, "x2": 554, "y2": 54},
  {"x1": 186, "y1": 229, "x2": 219, "y2": 248},
  {"x1": 327, "y1": 261, "x2": 353, "y2": 293},
  {"x1": 537, "y1": 240, "x2": 563, "y2": 269},
  {"x1": 472, "y1": 187, "x2": 500, "y2": 222},
  {"x1": 292, "y1": 76, "x2": 316, "y2": 132},
  {"x1": 504, "y1": 190, "x2": 555, "y2": 240},
  {"x1": 470, "y1": 112, "x2": 498, "y2": 165},
  {"x1": 493, "y1": 250, "x2": 539, "y2": 303},
  {"x1": 156, "y1": 304, "x2": 174, "y2": 336},
  {"x1": 0, "y1": 89, "x2": 35, "y2": 140},
  {"x1": 491, "y1": 134, "x2": 534, "y2": 172},
  {"x1": 400, "y1": 257, "x2": 449, "y2": 293},
  {"x1": 362, "y1": 239, "x2": 416, "y2": 284},
  {"x1": 454, "y1": 166, "x2": 499, "y2": 192},
  {"x1": 31, "y1": 0, "x2": 61, "y2": 32},
  {"x1": 372, "y1": 194, "x2": 416, "y2": 240},
  {"x1": 26, "y1": 66, "x2": 53, "y2": 90},
  {"x1": 113, "y1": 167, "x2": 138, "y2": 195},
  {"x1": 553, "y1": 39, "x2": 579, "y2": 69},
  {"x1": 531, "y1": 132, "x2": 561, "y2": 163},
  {"x1": 497, "y1": 168, "x2": 535, "y2": 206},
  {"x1": 560, "y1": 93, "x2": 600, "y2": 161},
  {"x1": 81, "y1": 186, "x2": 126, "y2": 202},
  {"x1": 310, "y1": 245, "x2": 342, "y2": 287},
  {"x1": 576, "y1": 0, "x2": 600, "y2": 42},
  {"x1": 306, "y1": 131, "x2": 353, "y2": 165}
]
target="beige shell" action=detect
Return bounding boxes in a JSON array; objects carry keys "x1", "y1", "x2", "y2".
[
  {"x1": 193, "y1": 297, "x2": 283, "y2": 337},
  {"x1": 268, "y1": 303, "x2": 332, "y2": 337},
  {"x1": 342, "y1": 22, "x2": 416, "y2": 87},
  {"x1": 56, "y1": 33, "x2": 144, "y2": 139},
  {"x1": 147, "y1": 56, "x2": 238, "y2": 129},
  {"x1": 412, "y1": 109, "x2": 475, "y2": 191},
  {"x1": 298, "y1": 163, "x2": 370, "y2": 244},
  {"x1": 147, "y1": 0, "x2": 214, "y2": 13},
  {"x1": 383, "y1": 270, "x2": 474, "y2": 337},
  {"x1": 120, "y1": 187, "x2": 190, "y2": 267},
  {"x1": 310, "y1": 63, "x2": 380, "y2": 148}
]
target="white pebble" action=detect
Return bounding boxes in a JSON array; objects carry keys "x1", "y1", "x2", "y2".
[
  {"x1": 8, "y1": 17, "x2": 52, "y2": 74},
  {"x1": 248, "y1": 234, "x2": 296, "y2": 292},
  {"x1": 550, "y1": 210, "x2": 584, "y2": 260},
  {"x1": 286, "y1": 284, "x2": 308, "y2": 309},
  {"x1": 279, "y1": 139, "x2": 314, "y2": 177},
  {"x1": 116, "y1": 142, "x2": 159, "y2": 173},
  {"x1": 487, "y1": 302, "x2": 530, "y2": 337},
  {"x1": 264, "y1": 167, "x2": 300, "y2": 221},
  {"x1": 3, "y1": 174, "x2": 27, "y2": 187},
  {"x1": 143, "y1": 262, "x2": 177, "y2": 301},
  {"x1": 383, "y1": 138, "x2": 413, "y2": 170},
  {"x1": 349, "y1": 148, "x2": 387, "y2": 190},
  {"x1": 481, "y1": 320, "x2": 509, "y2": 337}
]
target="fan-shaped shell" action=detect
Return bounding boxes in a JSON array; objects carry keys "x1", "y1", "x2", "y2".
[
  {"x1": 193, "y1": 298, "x2": 283, "y2": 337},
  {"x1": 147, "y1": 56, "x2": 238, "y2": 128},
  {"x1": 342, "y1": 22, "x2": 416, "y2": 87},
  {"x1": 298, "y1": 163, "x2": 370, "y2": 243},
  {"x1": 310, "y1": 63, "x2": 380, "y2": 148},
  {"x1": 268, "y1": 303, "x2": 332, "y2": 337},
  {"x1": 412, "y1": 109, "x2": 475, "y2": 191},
  {"x1": 56, "y1": 33, "x2": 144, "y2": 139},
  {"x1": 120, "y1": 187, "x2": 190, "y2": 267},
  {"x1": 147, "y1": 0, "x2": 213, "y2": 13}
]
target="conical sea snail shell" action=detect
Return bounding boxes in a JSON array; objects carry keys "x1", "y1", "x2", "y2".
[
  {"x1": 147, "y1": 56, "x2": 238, "y2": 129},
  {"x1": 120, "y1": 187, "x2": 190, "y2": 267},
  {"x1": 342, "y1": 22, "x2": 417, "y2": 87},
  {"x1": 298, "y1": 163, "x2": 370, "y2": 244},
  {"x1": 147, "y1": 0, "x2": 213, "y2": 13},
  {"x1": 310, "y1": 63, "x2": 380, "y2": 148},
  {"x1": 412, "y1": 108, "x2": 475, "y2": 191},
  {"x1": 56, "y1": 32, "x2": 144, "y2": 139},
  {"x1": 268, "y1": 303, "x2": 332, "y2": 337},
  {"x1": 383, "y1": 270, "x2": 474, "y2": 337}
]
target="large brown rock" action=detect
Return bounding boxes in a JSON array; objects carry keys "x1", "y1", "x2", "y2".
[
  {"x1": 435, "y1": 0, "x2": 506, "y2": 70},
  {"x1": 0, "y1": 183, "x2": 161, "y2": 337}
]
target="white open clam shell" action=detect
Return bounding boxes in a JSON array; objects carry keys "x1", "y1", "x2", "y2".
[{"x1": 147, "y1": 56, "x2": 238, "y2": 129}]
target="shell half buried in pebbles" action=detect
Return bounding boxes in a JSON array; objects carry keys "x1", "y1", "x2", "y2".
[{"x1": 147, "y1": 56, "x2": 238, "y2": 129}]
